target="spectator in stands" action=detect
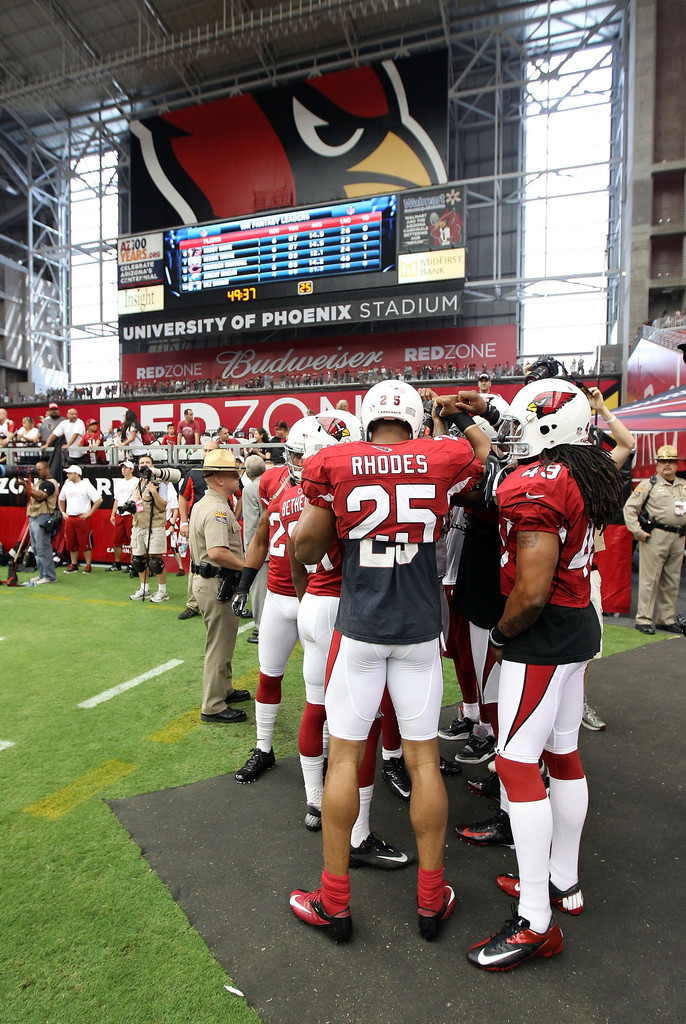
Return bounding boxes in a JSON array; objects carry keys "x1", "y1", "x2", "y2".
[
  {"x1": 269, "y1": 420, "x2": 288, "y2": 464},
  {"x1": 118, "y1": 410, "x2": 147, "y2": 457},
  {"x1": 0, "y1": 408, "x2": 16, "y2": 448},
  {"x1": 160, "y1": 422, "x2": 176, "y2": 447},
  {"x1": 477, "y1": 372, "x2": 509, "y2": 416},
  {"x1": 79, "y1": 419, "x2": 107, "y2": 464},
  {"x1": 335, "y1": 399, "x2": 349, "y2": 411},
  {"x1": 251, "y1": 427, "x2": 272, "y2": 462},
  {"x1": 43, "y1": 407, "x2": 86, "y2": 461},
  {"x1": 39, "y1": 403, "x2": 64, "y2": 444},
  {"x1": 58, "y1": 465, "x2": 103, "y2": 574},
  {"x1": 177, "y1": 408, "x2": 202, "y2": 446},
  {"x1": 14, "y1": 416, "x2": 40, "y2": 445}
]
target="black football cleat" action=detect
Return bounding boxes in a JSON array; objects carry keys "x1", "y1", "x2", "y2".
[
  {"x1": 235, "y1": 747, "x2": 276, "y2": 783},
  {"x1": 455, "y1": 810, "x2": 514, "y2": 848},
  {"x1": 467, "y1": 913, "x2": 563, "y2": 971}
]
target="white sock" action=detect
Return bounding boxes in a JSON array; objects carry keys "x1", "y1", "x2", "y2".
[
  {"x1": 463, "y1": 701, "x2": 480, "y2": 722},
  {"x1": 382, "y1": 745, "x2": 402, "y2": 762},
  {"x1": 351, "y1": 785, "x2": 373, "y2": 848},
  {"x1": 299, "y1": 753, "x2": 324, "y2": 810},
  {"x1": 548, "y1": 775, "x2": 588, "y2": 892},
  {"x1": 508, "y1": 798, "x2": 554, "y2": 934},
  {"x1": 255, "y1": 700, "x2": 280, "y2": 752},
  {"x1": 158, "y1": 583, "x2": 167, "y2": 594},
  {"x1": 322, "y1": 721, "x2": 329, "y2": 759},
  {"x1": 481, "y1": 721, "x2": 494, "y2": 738}
]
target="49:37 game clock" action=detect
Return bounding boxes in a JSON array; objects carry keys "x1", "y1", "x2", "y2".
[{"x1": 226, "y1": 287, "x2": 256, "y2": 302}]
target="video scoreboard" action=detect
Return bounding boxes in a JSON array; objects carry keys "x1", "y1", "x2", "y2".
[{"x1": 117, "y1": 185, "x2": 466, "y2": 336}]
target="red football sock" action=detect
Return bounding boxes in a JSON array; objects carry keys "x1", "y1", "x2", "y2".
[
  {"x1": 417, "y1": 866, "x2": 445, "y2": 912},
  {"x1": 321, "y1": 868, "x2": 351, "y2": 915}
]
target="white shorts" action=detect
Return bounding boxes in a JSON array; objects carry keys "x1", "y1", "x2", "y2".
[
  {"x1": 325, "y1": 633, "x2": 444, "y2": 742},
  {"x1": 497, "y1": 659, "x2": 587, "y2": 763},
  {"x1": 258, "y1": 589, "x2": 300, "y2": 677},
  {"x1": 297, "y1": 592, "x2": 339, "y2": 706},
  {"x1": 131, "y1": 525, "x2": 166, "y2": 557},
  {"x1": 590, "y1": 567, "x2": 603, "y2": 659},
  {"x1": 469, "y1": 621, "x2": 501, "y2": 706}
]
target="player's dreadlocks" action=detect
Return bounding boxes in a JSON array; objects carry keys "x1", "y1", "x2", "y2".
[{"x1": 540, "y1": 443, "x2": 624, "y2": 531}]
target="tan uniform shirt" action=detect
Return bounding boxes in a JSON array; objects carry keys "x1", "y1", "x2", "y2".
[
  {"x1": 27, "y1": 477, "x2": 58, "y2": 518},
  {"x1": 189, "y1": 489, "x2": 243, "y2": 569},
  {"x1": 623, "y1": 475, "x2": 686, "y2": 539}
]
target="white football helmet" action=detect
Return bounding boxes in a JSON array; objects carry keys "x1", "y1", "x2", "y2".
[
  {"x1": 496, "y1": 379, "x2": 591, "y2": 458},
  {"x1": 313, "y1": 410, "x2": 364, "y2": 446},
  {"x1": 360, "y1": 380, "x2": 425, "y2": 440},
  {"x1": 284, "y1": 415, "x2": 339, "y2": 482}
]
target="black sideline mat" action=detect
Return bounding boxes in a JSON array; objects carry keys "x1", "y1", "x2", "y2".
[{"x1": 108, "y1": 638, "x2": 686, "y2": 1024}]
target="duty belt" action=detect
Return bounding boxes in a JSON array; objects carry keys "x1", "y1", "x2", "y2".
[
  {"x1": 191, "y1": 560, "x2": 223, "y2": 578},
  {"x1": 650, "y1": 521, "x2": 686, "y2": 537}
]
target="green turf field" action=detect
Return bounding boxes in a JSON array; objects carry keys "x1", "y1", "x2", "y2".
[{"x1": 0, "y1": 568, "x2": 666, "y2": 1022}]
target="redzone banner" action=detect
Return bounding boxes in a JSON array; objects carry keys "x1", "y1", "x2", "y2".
[{"x1": 121, "y1": 327, "x2": 517, "y2": 387}]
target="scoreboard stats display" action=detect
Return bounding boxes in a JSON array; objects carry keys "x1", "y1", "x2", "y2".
[
  {"x1": 118, "y1": 185, "x2": 466, "y2": 329},
  {"x1": 166, "y1": 195, "x2": 395, "y2": 301}
]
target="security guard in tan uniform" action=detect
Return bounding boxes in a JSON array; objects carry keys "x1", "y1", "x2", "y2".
[
  {"x1": 623, "y1": 445, "x2": 686, "y2": 634},
  {"x1": 189, "y1": 448, "x2": 251, "y2": 723}
]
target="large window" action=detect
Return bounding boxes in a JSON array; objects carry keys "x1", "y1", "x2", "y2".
[
  {"x1": 521, "y1": 47, "x2": 613, "y2": 363},
  {"x1": 69, "y1": 151, "x2": 119, "y2": 383}
]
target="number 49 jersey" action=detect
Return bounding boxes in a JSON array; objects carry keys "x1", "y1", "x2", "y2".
[
  {"x1": 302, "y1": 436, "x2": 481, "y2": 643},
  {"x1": 496, "y1": 461, "x2": 594, "y2": 608}
]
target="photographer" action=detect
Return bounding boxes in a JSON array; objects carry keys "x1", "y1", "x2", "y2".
[
  {"x1": 19, "y1": 460, "x2": 59, "y2": 584},
  {"x1": 129, "y1": 454, "x2": 173, "y2": 603},
  {"x1": 108, "y1": 460, "x2": 136, "y2": 572},
  {"x1": 189, "y1": 448, "x2": 249, "y2": 724}
]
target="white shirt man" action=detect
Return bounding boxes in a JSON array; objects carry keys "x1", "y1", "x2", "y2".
[
  {"x1": 477, "y1": 373, "x2": 509, "y2": 416},
  {"x1": 58, "y1": 465, "x2": 103, "y2": 573},
  {"x1": 44, "y1": 408, "x2": 86, "y2": 459}
]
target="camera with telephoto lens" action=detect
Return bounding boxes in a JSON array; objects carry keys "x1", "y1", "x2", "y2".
[
  {"x1": 0, "y1": 464, "x2": 37, "y2": 480},
  {"x1": 117, "y1": 499, "x2": 137, "y2": 516},
  {"x1": 138, "y1": 464, "x2": 182, "y2": 484}
]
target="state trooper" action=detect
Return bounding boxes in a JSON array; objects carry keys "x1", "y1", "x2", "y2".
[
  {"x1": 623, "y1": 444, "x2": 686, "y2": 634},
  {"x1": 189, "y1": 447, "x2": 251, "y2": 723}
]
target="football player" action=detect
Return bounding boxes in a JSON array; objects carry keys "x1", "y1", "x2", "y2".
[
  {"x1": 465, "y1": 379, "x2": 623, "y2": 971},
  {"x1": 288, "y1": 380, "x2": 487, "y2": 943},
  {"x1": 284, "y1": 412, "x2": 412, "y2": 870}
]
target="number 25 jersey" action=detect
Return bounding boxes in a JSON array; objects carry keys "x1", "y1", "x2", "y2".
[{"x1": 302, "y1": 436, "x2": 481, "y2": 643}]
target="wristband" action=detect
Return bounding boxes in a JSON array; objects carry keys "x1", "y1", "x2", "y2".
[
  {"x1": 605, "y1": 415, "x2": 616, "y2": 425},
  {"x1": 489, "y1": 624, "x2": 508, "y2": 648},
  {"x1": 481, "y1": 404, "x2": 501, "y2": 427},
  {"x1": 236, "y1": 565, "x2": 258, "y2": 594},
  {"x1": 442, "y1": 411, "x2": 474, "y2": 433}
]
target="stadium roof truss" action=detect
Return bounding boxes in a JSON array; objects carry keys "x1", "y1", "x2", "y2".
[{"x1": 0, "y1": 0, "x2": 627, "y2": 384}]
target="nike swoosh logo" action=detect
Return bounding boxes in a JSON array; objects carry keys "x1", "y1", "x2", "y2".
[
  {"x1": 477, "y1": 945, "x2": 526, "y2": 965},
  {"x1": 525, "y1": 491, "x2": 545, "y2": 499},
  {"x1": 377, "y1": 853, "x2": 408, "y2": 862}
]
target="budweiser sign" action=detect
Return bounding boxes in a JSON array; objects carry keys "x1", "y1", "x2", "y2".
[{"x1": 122, "y1": 326, "x2": 518, "y2": 385}]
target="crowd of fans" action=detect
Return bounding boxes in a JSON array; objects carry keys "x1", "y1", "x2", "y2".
[{"x1": 0, "y1": 354, "x2": 605, "y2": 407}]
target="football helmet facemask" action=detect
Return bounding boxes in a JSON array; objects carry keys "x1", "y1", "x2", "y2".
[
  {"x1": 360, "y1": 381, "x2": 425, "y2": 440},
  {"x1": 496, "y1": 379, "x2": 591, "y2": 458}
]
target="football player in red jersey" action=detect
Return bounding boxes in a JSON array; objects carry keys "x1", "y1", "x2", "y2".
[
  {"x1": 464, "y1": 379, "x2": 624, "y2": 971},
  {"x1": 231, "y1": 454, "x2": 296, "y2": 784},
  {"x1": 288, "y1": 381, "x2": 488, "y2": 943},
  {"x1": 285, "y1": 413, "x2": 412, "y2": 870}
]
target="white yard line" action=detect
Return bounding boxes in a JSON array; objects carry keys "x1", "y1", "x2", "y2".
[
  {"x1": 0, "y1": 740, "x2": 15, "y2": 752},
  {"x1": 237, "y1": 620, "x2": 255, "y2": 635},
  {"x1": 78, "y1": 659, "x2": 184, "y2": 709}
]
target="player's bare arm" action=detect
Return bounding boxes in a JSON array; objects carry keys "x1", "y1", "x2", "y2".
[
  {"x1": 498, "y1": 530, "x2": 559, "y2": 638},
  {"x1": 292, "y1": 501, "x2": 335, "y2": 565},
  {"x1": 287, "y1": 535, "x2": 309, "y2": 601}
]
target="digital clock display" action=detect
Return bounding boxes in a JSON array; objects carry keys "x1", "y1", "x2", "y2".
[{"x1": 226, "y1": 287, "x2": 257, "y2": 302}]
